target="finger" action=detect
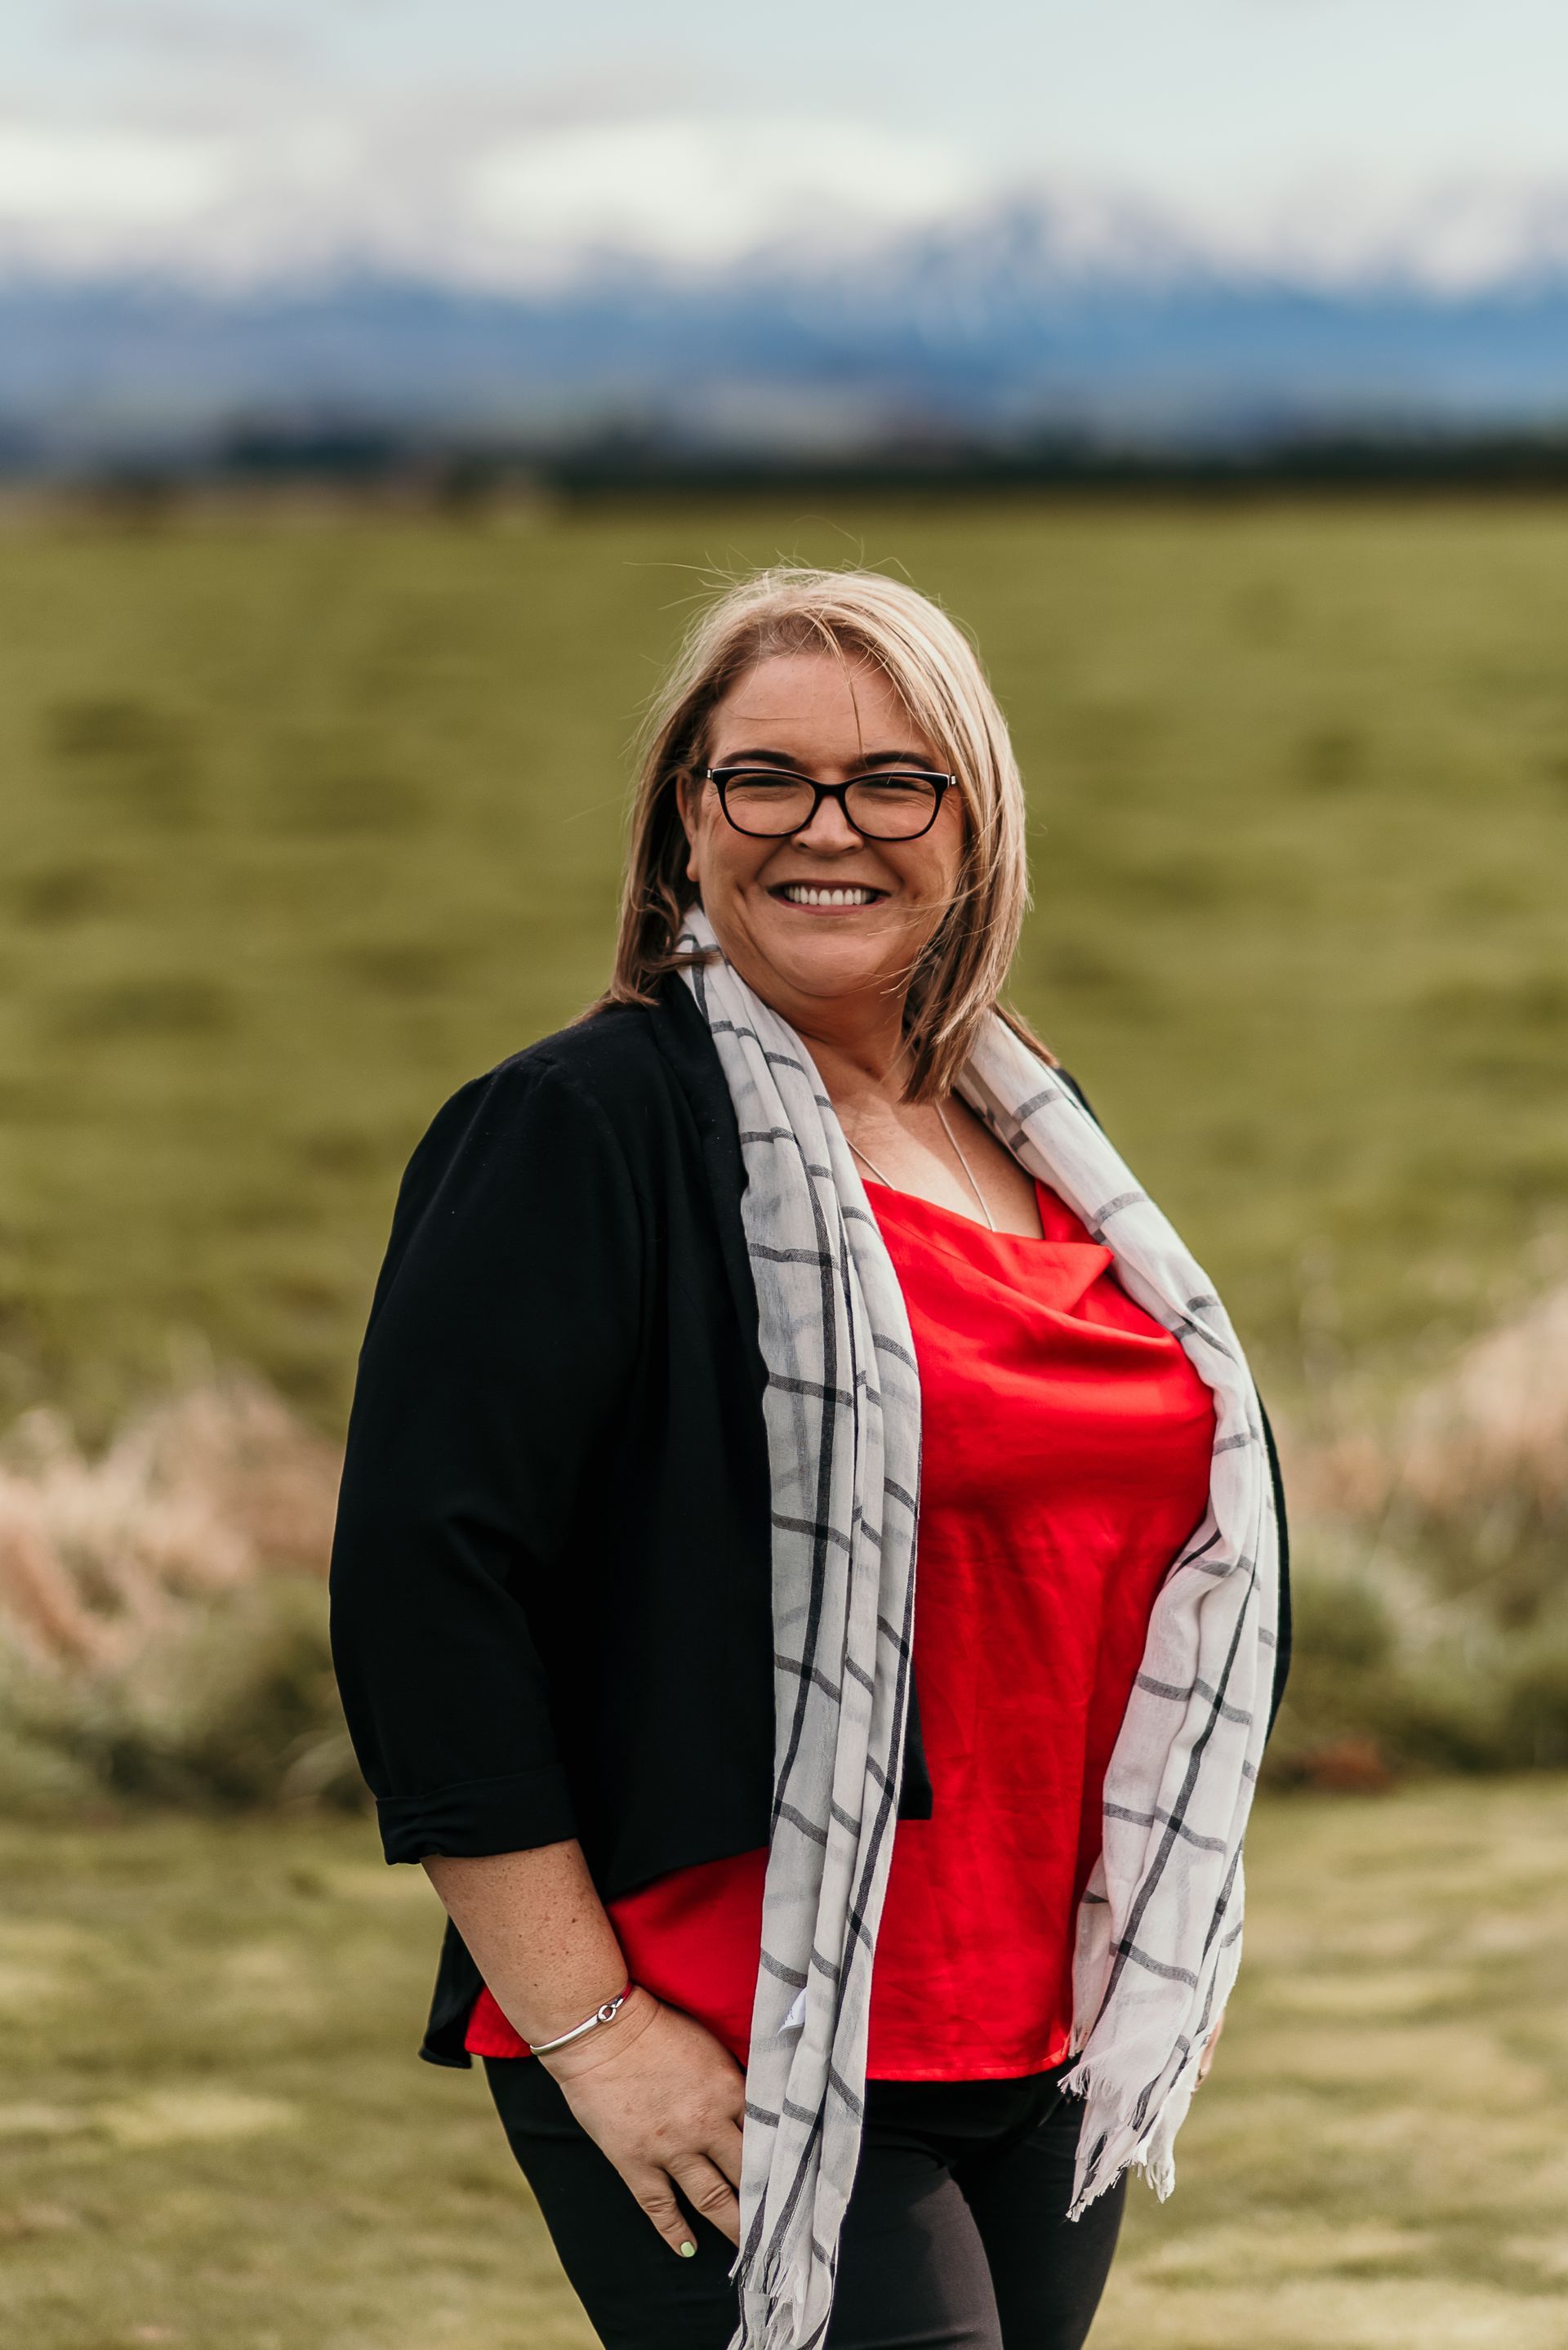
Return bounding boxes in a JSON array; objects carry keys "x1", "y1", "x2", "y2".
[
  {"x1": 668, "y1": 2153, "x2": 742, "y2": 2247},
  {"x1": 624, "y1": 2164, "x2": 702, "y2": 2260},
  {"x1": 706, "y1": 2117, "x2": 746, "y2": 2190}
]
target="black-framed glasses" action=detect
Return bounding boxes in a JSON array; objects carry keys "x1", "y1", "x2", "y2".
[{"x1": 702, "y1": 765, "x2": 955, "y2": 841}]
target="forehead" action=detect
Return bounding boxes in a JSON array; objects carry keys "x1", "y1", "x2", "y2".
[{"x1": 709, "y1": 649, "x2": 929, "y2": 746}]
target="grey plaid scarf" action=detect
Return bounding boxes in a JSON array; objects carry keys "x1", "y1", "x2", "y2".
[{"x1": 681, "y1": 911, "x2": 1281, "y2": 2350}]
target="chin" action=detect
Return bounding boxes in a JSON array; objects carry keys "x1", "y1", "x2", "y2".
[
  {"x1": 776, "y1": 939, "x2": 892, "y2": 997},
  {"x1": 725, "y1": 899, "x2": 909, "y2": 1002}
]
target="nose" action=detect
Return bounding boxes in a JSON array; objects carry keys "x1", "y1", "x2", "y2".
[{"x1": 791, "y1": 792, "x2": 863, "y2": 853}]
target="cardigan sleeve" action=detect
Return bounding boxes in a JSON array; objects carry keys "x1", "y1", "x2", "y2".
[{"x1": 329, "y1": 1052, "x2": 644, "y2": 1863}]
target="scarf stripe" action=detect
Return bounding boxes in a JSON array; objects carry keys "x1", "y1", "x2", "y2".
[{"x1": 682, "y1": 916, "x2": 1279, "y2": 2349}]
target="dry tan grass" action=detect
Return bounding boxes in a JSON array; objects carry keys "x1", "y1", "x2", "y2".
[
  {"x1": 1, "y1": 1270, "x2": 1561, "y2": 1806},
  {"x1": 1399, "y1": 1280, "x2": 1568, "y2": 1516},
  {"x1": 1233, "y1": 1279, "x2": 1568, "y2": 1784},
  {"x1": 1297, "y1": 1278, "x2": 1568, "y2": 1527},
  {"x1": 0, "y1": 1378, "x2": 339, "y2": 1675}
]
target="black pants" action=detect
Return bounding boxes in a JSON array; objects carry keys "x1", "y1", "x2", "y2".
[{"x1": 485, "y1": 2057, "x2": 1125, "y2": 2350}]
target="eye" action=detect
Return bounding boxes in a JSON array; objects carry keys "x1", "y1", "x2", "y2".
[
  {"x1": 842, "y1": 776, "x2": 943, "y2": 837},
  {"x1": 716, "y1": 773, "x2": 819, "y2": 835}
]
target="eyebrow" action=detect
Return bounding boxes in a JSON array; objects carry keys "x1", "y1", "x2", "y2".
[{"x1": 715, "y1": 747, "x2": 933, "y2": 772}]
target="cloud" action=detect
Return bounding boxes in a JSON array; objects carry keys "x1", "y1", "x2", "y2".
[
  {"x1": 0, "y1": 124, "x2": 231, "y2": 226},
  {"x1": 0, "y1": 101, "x2": 1566, "y2": 294},
  {"x1": 0, "y1": 107, "x2": 990, "y2": 285},
  {"x1": 466, "y1": 117, "x2": 987, "y2": 271}
]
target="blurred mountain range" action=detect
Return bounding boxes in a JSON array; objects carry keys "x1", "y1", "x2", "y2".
[{"x1": 3, "y1": 199, "x2": 1567, "y2": 472}]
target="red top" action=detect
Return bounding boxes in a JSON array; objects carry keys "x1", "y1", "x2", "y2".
[{"x1": 467, "y1": 1177, "x2": 1216, "y2": 2078}]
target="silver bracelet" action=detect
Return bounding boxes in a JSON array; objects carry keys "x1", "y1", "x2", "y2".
[{"x1": 527, "y1": 1983, "x2": 633, "y2": 2058}]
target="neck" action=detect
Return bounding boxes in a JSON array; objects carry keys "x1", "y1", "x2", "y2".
[{"x1": 786, "y1": 1001, "x2": 912, "y2": 1111}]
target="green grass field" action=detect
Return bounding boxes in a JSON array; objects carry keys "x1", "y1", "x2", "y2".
[
  {"x1": 5, "y1": 494, "x2": 1568, "y2": 2342},
  {"x1": 3, "y1": 496, "x2": 1568, "y2": 1436},
  {"x1": 5, "y1": 1783, "x2": 1568, "y2": 2350}
]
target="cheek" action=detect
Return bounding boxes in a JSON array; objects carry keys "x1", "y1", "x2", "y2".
[
  {"x1": 897, "y1": 789, "x2": 964, "y2": 884},
  {"x1": 688, "y1": 803, "x2": 763, "y2": 888},
  {"x1": 897, "y1": 832, "x2": 966, "y2": 917}
]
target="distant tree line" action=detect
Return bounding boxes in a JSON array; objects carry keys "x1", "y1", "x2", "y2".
[{"x1": 21, "y1": 414, "x2": 1568, "y2": 511}]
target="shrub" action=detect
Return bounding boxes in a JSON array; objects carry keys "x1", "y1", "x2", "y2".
[
  {"x1": 2, "y1": 1576, "x2": 364, "y2": 1814},
  {"x1": 0, "y1": 1376, "x2": 361, "y2": 1816}
]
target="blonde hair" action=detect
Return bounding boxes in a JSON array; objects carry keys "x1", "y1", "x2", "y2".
[{"x1": 606, "y1": 565, "x2": 1049, "y2": 1100}]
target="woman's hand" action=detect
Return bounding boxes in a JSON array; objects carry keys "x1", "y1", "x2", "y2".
[
  {"x1": 1196, "y1": 2012, "x2": 1226, "y2": 2087},
  {"x1": 423, "y1": 1846, "x2": 742, "y2": 2252},
  {"x1": 540, "y1": 1987, "x2": 747, "y2": 2255}
]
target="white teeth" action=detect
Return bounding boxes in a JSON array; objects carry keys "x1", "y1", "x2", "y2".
[{"x1": 779, "y1": 885, "x2": 879, "y2": 907}]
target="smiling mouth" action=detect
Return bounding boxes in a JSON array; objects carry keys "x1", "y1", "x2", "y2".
[{"x1": 771, "y1": 883, "x2": 888, "y2": 908}]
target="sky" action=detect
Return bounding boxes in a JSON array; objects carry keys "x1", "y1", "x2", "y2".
[{"x1": 3, "y1": 0, "x2": 1568, "y2": 287}]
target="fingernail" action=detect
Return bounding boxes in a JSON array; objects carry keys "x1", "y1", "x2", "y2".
[{"x1": 679, "y1": 2241, "x2": 697, "y2": 2259}]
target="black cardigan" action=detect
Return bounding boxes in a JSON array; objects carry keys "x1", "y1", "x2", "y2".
[{"x1": 329, "y1": 976, "x2": 1291, "y2": 2066}]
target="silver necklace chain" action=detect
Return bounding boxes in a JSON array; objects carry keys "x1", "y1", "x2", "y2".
[{"x1": 844, "y1": 1101, "x2": 997, "y2": 1234}]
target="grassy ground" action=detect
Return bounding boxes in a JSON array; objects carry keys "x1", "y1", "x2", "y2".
[
  {"x1": 4, "y1": 1784, "x2": 1566, "y2": 2349},
  {"x1": 5, "y1": 497, "x2": 1567, "y2": 2332},
  {"x1": 2, "y1": 497, "x2": 1568, "y2": 1434}
]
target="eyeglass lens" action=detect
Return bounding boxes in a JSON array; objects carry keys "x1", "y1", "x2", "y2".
[{"x1": 720, "y1": 773, "x2": 941, "y2": 838}]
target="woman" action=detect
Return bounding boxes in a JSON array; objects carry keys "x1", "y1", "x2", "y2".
[{"x1": 330, "y1": 568, "x2": 1290, "y2": 2350}]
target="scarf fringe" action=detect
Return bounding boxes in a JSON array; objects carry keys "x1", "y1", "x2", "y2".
[
  {"x1": 1065, "y1": 2139, "x2": 1179, "y2": 2225},
  {"x1": 1059, "y1": 2045, "x2": 1202, "y2": 2221},
  {"x1": 738, "y1": 2243, "x2": 821, "y2": 2350}
]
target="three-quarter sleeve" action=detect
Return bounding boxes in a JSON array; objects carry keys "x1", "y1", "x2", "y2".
[{"x1": 329, "y1": 1053, "x2": 644, "y2": 1863}]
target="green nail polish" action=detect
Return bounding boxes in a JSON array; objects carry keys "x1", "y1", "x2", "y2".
[{"x1": 679, "y1": 2241, "x2": 697, "y2": 2259}]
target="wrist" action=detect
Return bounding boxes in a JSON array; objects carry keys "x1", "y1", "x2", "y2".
[
  {"x1": 525, "y1": 1978, "x2": 633, "y2": 2059},
  {"x1": 537, "y1": 1983, "x2": 658, "y2": 2083}
]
